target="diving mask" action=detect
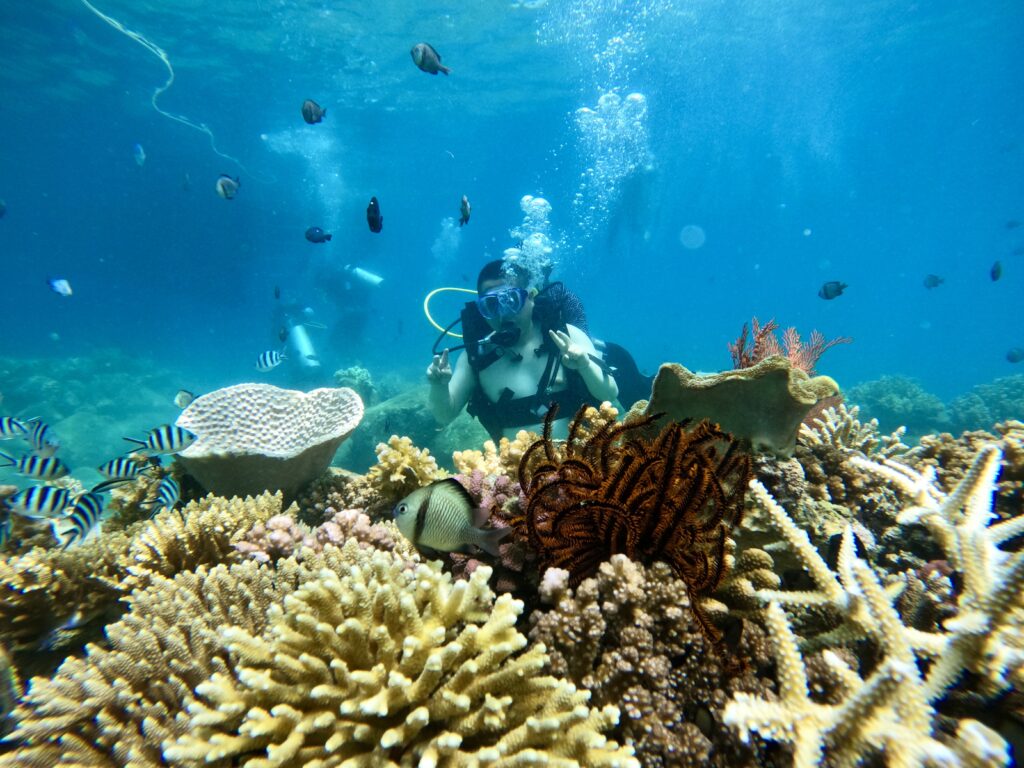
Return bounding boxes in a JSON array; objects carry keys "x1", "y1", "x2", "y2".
[{"x1": 476, "y1": 286, "x2": 528, "y2": 320}]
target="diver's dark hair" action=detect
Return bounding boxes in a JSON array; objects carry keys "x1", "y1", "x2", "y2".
[{"x1": 476, "y1": 260, "x2": 507, "y2": 292}]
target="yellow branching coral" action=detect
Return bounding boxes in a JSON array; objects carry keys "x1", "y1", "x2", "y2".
[
  {"x1": 451, "y1": 428, "x2": 540, "y2": 482},
  {"x1": 365, "y1": 435, "x2": 449, "y2": 502},
  {"x1": 165, "y1": 543, "x2": 637, "y2": 767}
]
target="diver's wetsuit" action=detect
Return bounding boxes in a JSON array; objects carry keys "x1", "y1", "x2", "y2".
[{"x1": 461, "y1": 286, "x2": 599, "y2": 443}]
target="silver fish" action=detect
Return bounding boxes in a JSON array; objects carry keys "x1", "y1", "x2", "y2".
[
  {"x1": 256, "y1": 349, "x2": 286, "y2": 371},
  {"x1": 123, "y1": 424, "x2": 196, "y2": 456},
  {"x1": 7, "y1": 486, "x2": 72, "y2": 519},
  {"x1": 392, "y1": 478, "x2": 508, "y2": 555},
  {"x1": 52, "y1": 492, "x2": 104, "y2": 549},
  {"x1": 0, "y1": 452, "x2": 70, "y2": 481}
]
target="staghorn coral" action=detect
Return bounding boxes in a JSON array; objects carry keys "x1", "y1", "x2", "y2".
[
  {"x1": 165, "y1": 543, "x2": 636, "y2": 767},
  {"x1": 799, "y1": 403, "x2": 909, "y2": 460},
  {"x1": 529, "y1": 555, "x2": 776, "y2": 767},
  {"x1": 364, "y1": 435, "x2": 449, "y2": 505},
  {"x1": 725, "y1": 445, "x2": 1023, "y2": 765},
  {"x1": 516, "y1": 406, "x2": 750, "y2": 643}
]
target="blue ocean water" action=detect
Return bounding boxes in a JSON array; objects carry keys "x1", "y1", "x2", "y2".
[{"x1": 0, "y1": 0, "x2": 1022, "y2": 443}]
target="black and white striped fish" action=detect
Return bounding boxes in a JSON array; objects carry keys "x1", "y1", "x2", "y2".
[
  {"x1": 91, "y1": 456, "x2": 153, "y2": 492},
  {"x1": 6, "y1": 486, "x2": 72, "y2": 519},
  {"x1": 51, "y1": 492, "x2": 104, "y2": 549},
  {"x1": 0, "y1": 452, "x2": 70, "y2": 481},
  {"x1": 123, "y1": 424, "x2": 196, "y2": 456},
  {"x1": 255, "y1": 349, "x2": 286, "y2": 371},
  {"x1": 141, "y1": 476, "x2": 181, "y2": 516},
  {"x1": 22, "y1": 419, "x2": 60, "y2": 457},
  {"x1": 0, "y1": 417, "x2": 27, "y2": 440}
]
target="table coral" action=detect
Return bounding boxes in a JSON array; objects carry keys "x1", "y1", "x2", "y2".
[{"x1": 529, "y1": 555, "x2": 776, "y2": 767}]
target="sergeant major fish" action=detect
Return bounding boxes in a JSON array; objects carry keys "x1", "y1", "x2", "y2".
[
  {"x1": 0, "y1": 452, "x2": 70, "y2": 481},
  {"x1": 123, "y1": 424, "x2": 196, "y2": 456},
  {"x1": 52, "y1": 492, "x2": 104, "y2": 549},
  {"x1": 256, "y1": 349, "x2": 286, "y2": 371},
  {"x1": 6, "y1": 486, "x2": 72, "y2": 519},
  {"x1": 410, "y1": 43, "x2": 451, "y2": 75},
  {"x1": 392, "y1": 478, "x2": 509, "y2": 556},
  {"x1": 92, "y1": 456, "x2": 152, "y2": 492},
  {"x1": 22, "y1": 419, "x2": 60, "y2": 457},
  {"x1": 140, "y1": 476, "x2": 181, "y2": 516},
  {"x1": 0, "y1": 418, "x2": 26, "y2": 440}
]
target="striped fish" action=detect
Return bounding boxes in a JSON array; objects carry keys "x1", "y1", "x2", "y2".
[
  {"x1": 92, "y1": 457, "x2": 151, "y2": 492},
  {"x1": 6, "y1": 486, "x2": 72, "y2": 519},
  {"x1": 123, "y1": 424, "x2": 196, "y2": 456},
  {"x1": 0, "y1": 417, "x2": 27, "y2": 440},
  {"x1": 141, "y1": 476, "x2": 181, "y2": 516},
  {"x1": 0, "y1": 452, "x2": 70, "y2": 481},
  {"x1": 255, "y1": 349, "x2": 286, "y2": 371},
  {"x1": 22, "y1": 420, "x2": 60, "y2": 457},
  {"x1": 51, "y1": 492, "x2": 104, "y2": 549}
]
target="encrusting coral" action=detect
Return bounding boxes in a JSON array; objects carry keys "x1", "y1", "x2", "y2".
[
  {"x1": 529, "y1": 555, "x2": 776, "y2": 767},
  {"x1": 723, "y1": 442, "x2": 1021, "y2": 766},
  {"x1": 516, "y1": 405, "x2": 750, "y2": 644}
]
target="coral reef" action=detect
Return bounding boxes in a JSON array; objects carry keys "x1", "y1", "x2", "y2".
[
  {"x1": 176, "y1": 383, "x2": 364, "y2": 500},
  {"x1": 333, "y1": 364, "x2": 377, "y2": 405},
  {"x1": 724, "y1": 443, "x2": 1022, "y2": 764},
  {"x1": 729, "y1": 318, "x2": 851, "y2": 375},
  {"x1": 2, "y1": 541, "x2": 638, "y2": 766},
  {"x1": 947, "y1": 374, "x2": 1024, "y2": 434},
  {"x1": 517, "y1": 406, "x2": 749, "y2": 642},
  {"x1": 530, "y1": 555, "x2": 776, "y2": 767},
  {"x1": 639, "y1": 358, "x2": 840, "y2": 454},
  {"x1": 363, "y1": 434, "x2": 449, "y2": 505},
  {"x1": 451, "y1": 428, "x2": 540, "y2": 482},
  {"x1": 846, "y1": 375, "x2": 950, "y2": 438}
]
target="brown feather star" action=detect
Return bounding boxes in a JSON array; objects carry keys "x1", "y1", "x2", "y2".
[{"x1": 515, "y1": 405, "x2": 751, "y2": 642}]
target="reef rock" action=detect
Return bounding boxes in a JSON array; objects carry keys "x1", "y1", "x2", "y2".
[{"x1": 175, "y1": 384, "x2": 363, "y2": 501}]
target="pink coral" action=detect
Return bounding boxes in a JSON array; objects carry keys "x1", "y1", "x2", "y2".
[{"x1": 235, "y1": 509, "x2": 399, "y2": 563}]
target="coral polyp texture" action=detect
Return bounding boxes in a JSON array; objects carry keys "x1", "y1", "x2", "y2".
[
  {"x1": 517, "y1": 405, "x2": 750, "y2": 643},
  {"x1": 175, "y1": 383, "x2": 364, "y2": 500}
]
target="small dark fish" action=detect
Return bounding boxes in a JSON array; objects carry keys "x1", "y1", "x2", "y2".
[
  {"x1": 278, "y1": 326, "x2": 289, "y2": 343},
  {"x1": 923, "y1": 274, "x2": 944, "y2": 289},
  {"x1": 1008, "y1": 348, "x2": 1024, "y2": 364},
  {"x1": 991, "y1": 260, "x2": 1003, "y2": 281},
  {"x1": 818, "y1": 281, "x2": 847, "y2": 300},
  {"x1": 274, "y1": 285, "x2": 281, "y2": 300},
  {"x1": 174, "y1": 390, "x2": 195, "y2": 409},
  {"x1": 215, "y1": 174, "x2": 240, "y2": 200},
  {"x1": 1007, "y1": 220, "x2": 1022, "y2": 230},
  {"x1": 367, "y1": 196, "x2": 383, "y2": 233},
  {"x1": 410, "y1": 42, "x2": 450, "y2": 75},
  {"x1": 301, "y1": 99, "x2": 326, "y2": 124},
  {"x1": 0, "y1": 200, "x2": 5, "y2": 218},
  {"x1": 383, "y1": 416, "x2": 391, "y2": 435},
  {"x1": 123, "y1": 424, "x2": 197, "y2": 455},
  {"x1": 459, "y1": 195, "x2": 471, "y2": 227},
  {"x1": 305, "y1": 226, "x2": 333, "y2": 243}
]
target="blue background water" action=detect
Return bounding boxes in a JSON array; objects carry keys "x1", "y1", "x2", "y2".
[{"x1": 1, "y1": 0, "x2": 1022, "y2": 404}]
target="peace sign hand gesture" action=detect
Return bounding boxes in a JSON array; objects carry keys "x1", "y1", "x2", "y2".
[{"x1": 549, "y1": 329, "x2": 588, "y2": 371}]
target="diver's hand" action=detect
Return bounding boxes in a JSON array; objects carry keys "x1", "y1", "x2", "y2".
[
  {"x1": 427, "y1": 349, "x2": 452, "y2": 383},
  {"x1": 549, "y1": 330, "x2": 588, "y2": 370}
]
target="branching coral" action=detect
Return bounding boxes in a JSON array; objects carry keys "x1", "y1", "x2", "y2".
[
  {"x1": 451, "y1": 429, "x2": 539, "y2": 482},
  {"x1": 364, "y1": 435, "x2": 449, "y2": 503},
  {"x1": 725, "y1": 443, "x2": 1022, "y2": 765},
  {"x1": 799, "y1": 403, "x2": 909, "y2": 459},
  {"x1": 529, "y1": 555, "x2": 776, "y2": 767},
  {"x1": 4, "y1": 542, "x2": 638, "y2": 767},
  {"x1": 516, "y1": 406, "x2": 750, "y2": 643}
]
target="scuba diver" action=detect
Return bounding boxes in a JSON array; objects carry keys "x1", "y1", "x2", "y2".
[{"x1": 426, "y1": 259, "x2": 653, "y2": 441}]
